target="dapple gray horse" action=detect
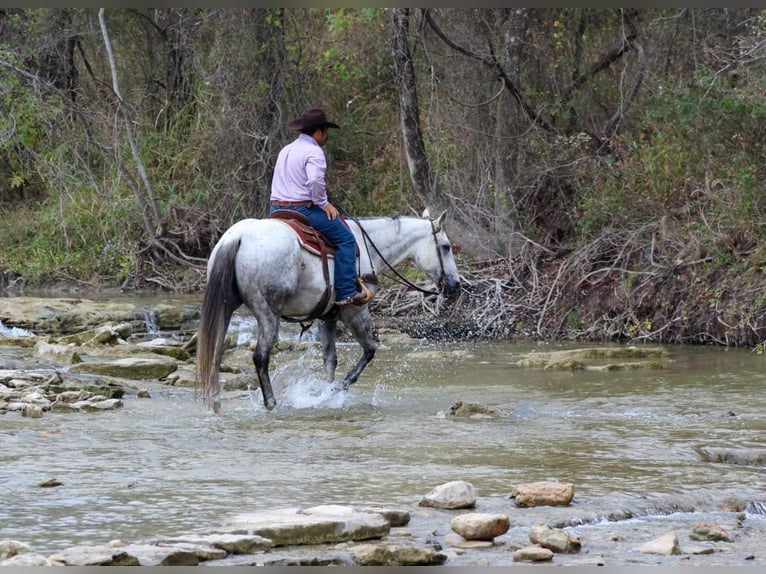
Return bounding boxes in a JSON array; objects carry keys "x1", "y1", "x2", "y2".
[{"x1": 196, "y1": 209, "x2": 461, "y2": 413}]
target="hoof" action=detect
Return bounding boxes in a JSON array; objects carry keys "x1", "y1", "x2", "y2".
[{"x1": 264, "y1": 397, "x2": 277, "y2": 411}]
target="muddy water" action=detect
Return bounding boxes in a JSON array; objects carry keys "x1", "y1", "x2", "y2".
[{"x1": 2, "y1": 303, "x2": 766, "y2": 562}]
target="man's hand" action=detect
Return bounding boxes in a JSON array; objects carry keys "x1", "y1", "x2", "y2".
[{"x1": 322, "y1": 202, "x2": 340, "y2": 220}]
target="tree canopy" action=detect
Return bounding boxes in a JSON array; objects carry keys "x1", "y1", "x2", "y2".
[{"x1": 1, "y1": 8, "x2": 765, "y2": 346}]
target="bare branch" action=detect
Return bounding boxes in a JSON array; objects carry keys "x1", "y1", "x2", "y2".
[{"x1": 422, "y1": 8, "x2": 551, "y2": 131}]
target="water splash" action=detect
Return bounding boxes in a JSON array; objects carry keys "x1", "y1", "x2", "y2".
[
  {"x1": 0, "y1": 320, "x2": 34, "y2": 337},
  {"x1": 281, "y1": 377, "x2": 348, "y2": 409},
  {"x1": 228, "y1": 315, "x2": 315, "y2": 346}
]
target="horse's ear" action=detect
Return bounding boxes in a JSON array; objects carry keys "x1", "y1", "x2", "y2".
[
  {"x1": 434, "y1": 209, "x2": 448, "y2": 231},
  {"x1": 421, "y1": 208, "x2": 431, "y2": 219}
]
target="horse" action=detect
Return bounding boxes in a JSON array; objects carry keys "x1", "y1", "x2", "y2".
[{"x1": 195, "y1": 209, "x2": 461, "y2": 414}]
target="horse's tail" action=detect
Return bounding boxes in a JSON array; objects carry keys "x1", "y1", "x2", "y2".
[{"x1": 196, "y1": 237, "x2": 243, "y2": 414}]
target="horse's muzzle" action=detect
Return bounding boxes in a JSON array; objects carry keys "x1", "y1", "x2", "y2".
[{"x1": 439, "y1": 276, "x2": 461, "y2": 298}]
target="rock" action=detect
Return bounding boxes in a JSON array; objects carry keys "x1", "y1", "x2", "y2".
[
  {"x1": 119, "y1": 542, "x2": 226, "y2": 565},
  {"x1": 50, "y1": 541, "x2": 228, "y2": 566},
  {"x1": 511, "y1": 481, "x2": 574, "y2": 507},
  {"x1": 448, "y1": 400, "x2": 508, "y2": 418},
  {"x1": 0, "y1": 297, "x2": 198, "y2": 336},
  {"x1": 513, "y1": 545, "x2": 554, "y2": 562},
  {"x1": 450, "y1": 513, "x2": 510, "y2": 541},
  {"x1": 48, "y1": 544, "x2": 141, "y2": 566},
  {"x1": 637, "y1": 531, "x2": 681, "y2": 555},
  {"x1": 690, "y1": 522, "x2": 734, "y2": 542},
  {"x1": 0, "y1": 539, "x2": 31, "y2": 560},
  {"x1": 528, "y1": 522, "x2": 581, "y2": 553},
  {"x1": 72, "y1": 398, "x2": 123, "y2": 411},
  {"x1": 696, "y1": 446, "x2": 766, "y2": 467},
  {"x1": 356, "y1": 505, "x2": 411, "y2": 527},
  {"x1": 21, "y1": 404, "x2": 44, "y2": 418},
  {"x1": 58, "y1": 323, "x2": 133, "y2": 346},
  {"x1": 69, "y1": 356, "x2": 177, "y2": 380},
  {"x1": 0, "y1": 297, "x2": 138, "y2": 335},
  {"x1": 135, "y1": 340, "x2": 190, "y2": 361},
  {"x1": 418, "y1": 480, "x2": 476, "y2": 509},
  {"x1": 515, "y1": 346, "x2": 668, "y2": 370},
  {"x1": 153, "y1": 303, "x2": 186, "y2": 330},
  {"x1": 443, "y1": 533, "x2": 494, "y2": 549},
  {"x1": 221, "y1": 505, "x2": 390, "y2": 546},
  {"x1": 21, "y1": 390, "x2": 49, "y2": 404},
  {"x1": 32, "y1": 340, "x2": 80, "y2": 363},
  {"x1": 0, "y1": 553, "x2": 53, "y2": 566},
  {"x1": 352, "y1": 543, "x2": 447, "y2": 565},
  {"x1": 162, "y1": 533, "x2": 272, "y2": 554}
]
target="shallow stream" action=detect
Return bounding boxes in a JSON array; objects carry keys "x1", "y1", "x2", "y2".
[{"x1": 1, "y1": 298, "x2": 765, "y2": 564}]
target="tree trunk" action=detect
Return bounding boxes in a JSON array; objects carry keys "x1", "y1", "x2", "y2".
[
  {"x1": 390, "y1": 8, "x2": 434, "y2": 208},
  {"x1": 493, "y1": 8, "x2": 528, "y2": 234},
  {"x1": 99, "y1": 8, "x2": 164, "y2": 239}
]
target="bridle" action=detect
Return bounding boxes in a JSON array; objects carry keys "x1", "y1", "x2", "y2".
[{"x1": 351, "y1": 215, "x2": 446, "y2": 297}]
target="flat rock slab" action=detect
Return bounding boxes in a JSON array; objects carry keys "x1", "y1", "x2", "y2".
[
  {"x1": 221, "y1": 504, "x2": 391, "y2": 546},
  {"x1": 49, "y1": 541, "x2": 228, "y2": 566},
  {"x1": 162, "y1": 533, "x2": 273, "y2": 554},
  {"x1": 0, "y1": 297, "x2": 137, "y2": 335},
  {"x1": 69, "y1": 356, "x2": 177, "y2": 380}
]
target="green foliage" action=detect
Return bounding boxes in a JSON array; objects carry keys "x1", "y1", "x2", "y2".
[
  {"x1": 1, "y1": 7, "x2": 766, "y2": 291},
  {"x1": 576, "y1": 75, "x2": 766, "y2": 247},
  {"x1": 1, "y1": 185, "x2": 138, "y2": 285}
]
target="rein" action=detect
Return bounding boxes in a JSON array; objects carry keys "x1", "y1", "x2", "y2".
[{"x1": 348, "y1": 213, "x2": 444, "y2": 297}]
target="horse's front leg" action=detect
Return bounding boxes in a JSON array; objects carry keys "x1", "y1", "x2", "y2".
[
  {"x1": 318, "y1": 318, "x2": 338, "y2": 382},
  {"x1": 252, "y1": 312, "x2": 279, "y2": 410},
  {"x1": 338, "y1": 307, "x2": 376, "y2": 388}
]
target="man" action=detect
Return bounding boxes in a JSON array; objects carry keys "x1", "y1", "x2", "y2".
[{"x1": 270, "y1": 108, "x2": 365, "y2": 307}]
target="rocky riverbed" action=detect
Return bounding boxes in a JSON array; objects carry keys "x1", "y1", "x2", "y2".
[{"x1": 1, "y1": 296, "x2": 765, "y2": 567}]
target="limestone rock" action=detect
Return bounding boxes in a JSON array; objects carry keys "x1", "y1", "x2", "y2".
[
  {"x1": 637, "y1": 531, "x2": 681, "y2": 555},
  {"x1": 444, "y1": 533, "x2": 493, "y2": 549},
  {"x1": 419, "y1": 480, "x2": 476, "y2": 509},
  {"x1": 515, "y1": 346, "x2": 668, "y2": 371},
  {"x1": 449, "y1": 400, "x2": 508, "y2": 418},
  {"x1": 0, "y1": 539, "x2": 31, "y2": 560},
  {"x1": 69, "y1": 356, "x2": 177, "y2": 380},
  {"x1": 352, "y1": 543, "x2": 447, "y2": 566},
  {"x1": 450, "y1": 512, "x2": 510, "y2": 541},
  {"x1": 529, "y1": 522, "x2": 581, "y2": 553},
  {"x1": 162, "y1": 533, "x2": 272, "y2": 554},
  {"x1": 0, "y1": 553, "x2": 53, "y2": 566},
  {"x1": 356, "y1": 505, "x2": 411, "y2": 527},
  {"x1": 221, "y1": 505, "x2": 390, "y2": 546},
  {"x1": 513, "y1": 545, "x2": 554, "y2": 562},
  {"x1": 690, "y1": 522, "x2": 734, "y2": 542},
  {"x1": 512, "y1": 481, "x2": 574, "y2": 507},
  {"x1": 48, "y1": 544, "x2": 141, "y2": 566},
  {"x1": 696, "y1": 446, "x2": 766, "y2": 467}
]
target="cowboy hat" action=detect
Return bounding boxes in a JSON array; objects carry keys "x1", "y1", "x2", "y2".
[{"x1": 288, "y1": 108, "x2": 341, "y2": 131}]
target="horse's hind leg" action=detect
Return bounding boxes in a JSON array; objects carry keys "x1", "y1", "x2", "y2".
[
  {"x1": 318, "y1": 319, "x2": 338, "y2": 381},
  {"x1": 338, "y1": 307, "x2": 377, "y2": 388},
  {"x1": 252, "y1": 311, "x2": 279, "y2": 410}
]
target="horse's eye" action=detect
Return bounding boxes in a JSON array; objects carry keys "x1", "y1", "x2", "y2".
[{"x1": 441, "y1": 244, "x2": 452, "y2": 254}]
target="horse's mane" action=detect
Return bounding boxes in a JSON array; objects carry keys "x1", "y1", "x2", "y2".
[{"x1": 350, "y1": 213, "x2": 411, "y2": 234}]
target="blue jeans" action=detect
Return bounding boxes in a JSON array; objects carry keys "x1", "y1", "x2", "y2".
[{"x1": 270, "y1": 204, "x2": 358, "y2": 300}]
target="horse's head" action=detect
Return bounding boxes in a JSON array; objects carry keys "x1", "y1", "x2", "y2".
[{"x1": 414, "y1": 209, "x2": 461, "y2": 297}]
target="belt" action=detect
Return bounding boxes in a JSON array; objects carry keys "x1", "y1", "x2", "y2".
[{"x1": 271, "y1": 200, "x2": 313, "y2": 207}]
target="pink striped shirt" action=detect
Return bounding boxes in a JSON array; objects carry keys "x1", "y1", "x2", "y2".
[{"x1": 270, "y1": 134, "x2": 329, "y2": 207}]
